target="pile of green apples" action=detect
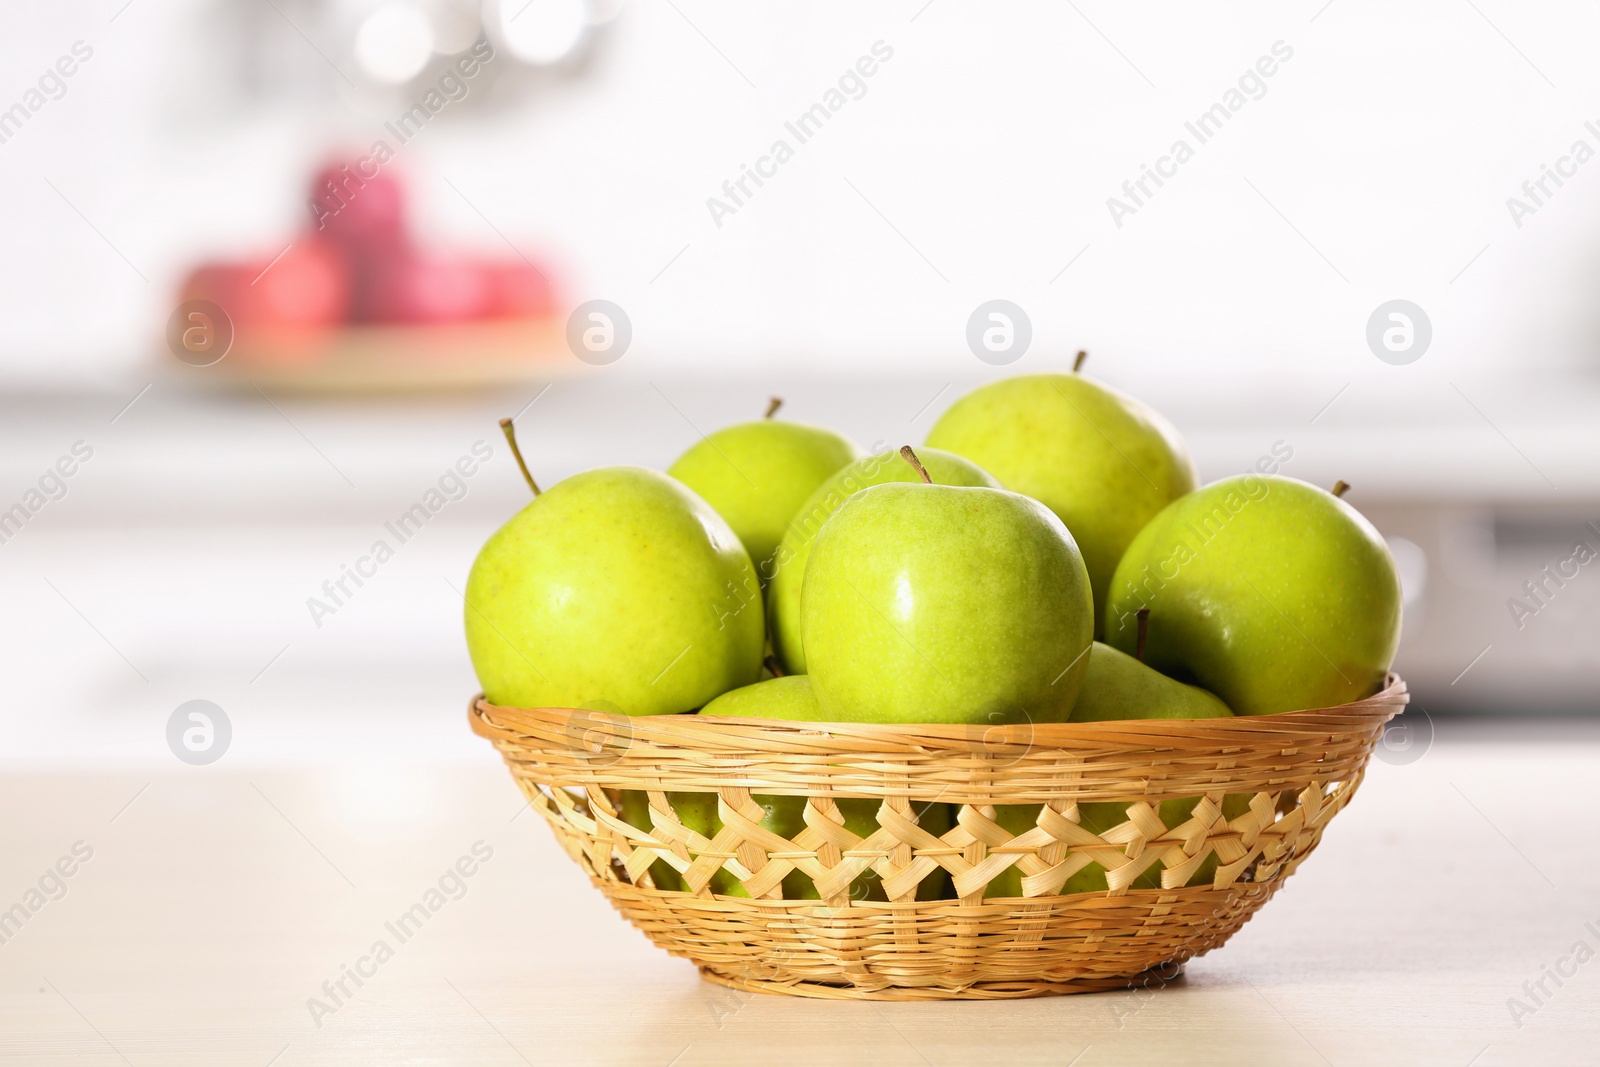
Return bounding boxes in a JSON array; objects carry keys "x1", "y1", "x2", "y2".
[{"x1": 466, "y1": 367, "x2": 1402, "y2": 899}]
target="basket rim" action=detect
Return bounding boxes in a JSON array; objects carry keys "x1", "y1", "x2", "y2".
[
  {"x1": 468, "y1": 673, "x2": 1407, "y2": 754},
  {"x1": 464, "y1": 675, "x2": 1401, "y2": 767}
]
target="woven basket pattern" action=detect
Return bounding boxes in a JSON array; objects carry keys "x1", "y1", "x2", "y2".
[{"x1": 470, "y1": 676, "x2": 1406, "y2": 999}]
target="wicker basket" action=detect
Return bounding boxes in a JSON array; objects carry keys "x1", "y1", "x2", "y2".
[{"x1": 469, "y1": 676, "x2": 1407, "y2": 1000}]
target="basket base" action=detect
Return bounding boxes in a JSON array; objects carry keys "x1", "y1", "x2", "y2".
[{"x1": 699, "y1": 960, "x2": 1185, "y2": 1001}]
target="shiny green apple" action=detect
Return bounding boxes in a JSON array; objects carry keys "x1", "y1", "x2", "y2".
[
  {"x1": 802, "y1": 454, "x2": 1094, "y2": 724},
  {"x1": 925, "y1": 372, "x2": 1196, "y2": 636},
  {"x1": 1104, "y1": 474, "x2": 1401, "y2": 715},
  {"x1": 697, "y1": 675, "x2": 831, "y2": 720},
  {"x1": 767, "y1": 447, "x2": 999, "y2": 674},
  {"x1": 465, "y1": 465, "x2": 764, "y2": 713},
  {"x1": 667, "y1": 401, "x2": 860, "y2": 580},
  {"x1": 1069, "y1": 641, "x2": 1232, "y2": 721}
]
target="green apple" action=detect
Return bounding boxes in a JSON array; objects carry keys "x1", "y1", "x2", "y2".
[
  {"x1": 465, "y1": 463, "x2": 764, "y2": 713},
  {"x1": 925, "y1": 371, "x2": 1196, "y2": 637},
  {"x1": 767, "y1": 447, "x2": 999, "y2": 673},
  {"x1": 667, "y1": 399, "x2": 860, "y2": 581},
  {"x1": 983, "y1": 803, "x2": 1156, "y2": 897},
  {"x1": 622, "y1": 785, "x2": 949, "y2": 900},
  {"x1": 785, "y1": 797, "x2": 949, "y2": 902},
  {"x1": 618, "y1": 789, "x2": 688, "y2": 892},
  {"x1": 619, "y1": 789, "x2": 774, "y2": 896},
  {"x1": 802, "y1": 449, "x2": 1094, "y2": 724},
  {"x1": 1104, "y1": 474, "x2": 1401, "y2": 715},
  {"x1": 1069, "y1": 641, "x2": 1232, "y2": 721},
  {"x1": 697, "y1": 675, "x2": 832, "y2": 720},
  {"x1": 983, "y1": 795, "x2": 1251, "y2": 897},
  {"x1": 696, "y1": 675, "x2": 950, "y2": 899},
  {"x1": 1031, "y1": 642, "x2": 1239, "y2": 895},
  {"x1": 985, "y1": 637, "x2": 1236, "y2": 897}
]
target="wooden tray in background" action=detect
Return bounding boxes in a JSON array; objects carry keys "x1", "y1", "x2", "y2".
[{"x1": 168, "y1": 316, "x2": 580, "y2": 395}]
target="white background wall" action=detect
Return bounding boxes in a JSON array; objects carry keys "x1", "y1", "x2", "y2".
[
  {"x1": 1, "y1": 2, "x2": 1598, "y2": 770},
  {"x1": 2, "y1": 1, "x2": 1599, "y2": 385}
]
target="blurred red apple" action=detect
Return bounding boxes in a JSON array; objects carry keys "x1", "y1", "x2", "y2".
[
  {"x1": 181, "y1": 238, "x2": 350, "y2": 337},
  {"x1": 361, "y1": 253, "x2": 494, "y2": 325},
  {"x1": 482, "y1": 259, "x2": 558, "y2": 319},
  {"x1": 251, "y1": 239, "x2": 351, "y2": 328},
  {"x1": 309, "y1": 162, "x2": 408, "y2": 261},
  {"x1": 180, "y1": 263, "x2": 251, "y2": 310}
]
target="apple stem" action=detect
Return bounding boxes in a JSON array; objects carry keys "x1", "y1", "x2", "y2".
[
  {"x1": 1332, "y1": 480, "x2": 1350, "y2": 498},
  {"x1": 1135, "y1": 607, "x2": 1150, "y2": 663},
  {"x1": 898, "y1": 445, "x2": 934, "y2": 484},
  {"x1": 765, "y1": 397, "x2": 783, "y2": 419},
  {"x1": 1073, "y1": 350, "x2": 1088, "y2": 372},
  {"x1": 764, "y1": 654, "x2": 785, "y2": 678},
  {"x1": 499, "y1": 418, "x2": 541, "y2": 497}
]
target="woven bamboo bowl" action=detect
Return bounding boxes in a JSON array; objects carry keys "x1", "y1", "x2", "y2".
[{"x1": 470, "y1": 675, "x2": 1407, "y2": 1000}]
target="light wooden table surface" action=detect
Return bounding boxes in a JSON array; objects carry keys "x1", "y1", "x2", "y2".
[{"x1": 3, "y1": 720, "x2": 1596, "y2": 1066}]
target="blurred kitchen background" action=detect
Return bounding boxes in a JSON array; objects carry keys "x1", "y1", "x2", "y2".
[{"x1": 2, "y1": 0, "x2": 1598, "y2": 771}]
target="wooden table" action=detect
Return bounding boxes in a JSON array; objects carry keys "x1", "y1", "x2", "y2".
[{"x1": 3, "y1": 719, "x2": 1595, "y2": 1066}]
